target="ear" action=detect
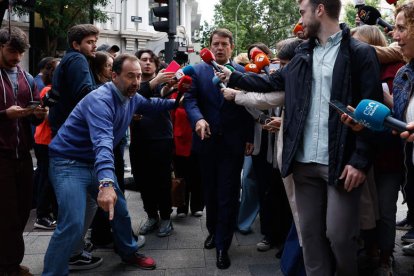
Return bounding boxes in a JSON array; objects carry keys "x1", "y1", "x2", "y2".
[
  {"x1": 315, "y1": 3, "x2": 324, "y2": 17},
  {"x1": 72, "y1": 41, "x2": 81, "y2": 51}
]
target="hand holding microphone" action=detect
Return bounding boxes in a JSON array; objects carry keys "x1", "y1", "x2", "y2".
[
  {"x1": 200, "y1": 48, "x2": 223, "y2": 73},
  {"x1": 254, "y1": 53, "x2": 271, "y2": 75},
  {"x1": 358, "y1": 5, "x2": 394, "y2": 31}
]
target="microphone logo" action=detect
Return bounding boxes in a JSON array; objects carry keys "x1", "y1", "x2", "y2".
[
  {"x1": 256, "y1": 56, "x2": 265, "y2": 62},
  {"x1": 363, "y1": 101, "x2": 379, "y2": 116},
  {"x1": 359, "y1": 10, "x2": 368, "y2": 20}
]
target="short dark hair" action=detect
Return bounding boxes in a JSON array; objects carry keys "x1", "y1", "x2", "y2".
[
  {"x1": 277, "y1": 38, "x2": 304, "y2": 61},
  {"x1": 298, "y1": 0, "x2": 341, "y2": 20},
  {"x1": 135, "y1": 49, "x2": 160, "y2": 69},
  {"x1": 0, "y1": 26, "x2": 29, "y2": 53},
  {"x1": 209, "y1": 28, "x2": 234, "y2": 46},
  {"x1": 247, "y1": 42, "x2": 273, "y2": 60},
  {"x1": 42, "y1": 58, "x2": 60, "y2": 86},
  {"x1": 37, "y1": 56, "x2": 54, "y2": 71},
  {"x1": 112, "y1": 53, "x2": 139, "y2": 75},
  {"x1": 67, "y1": 24, "x2": 99, "y2": 48}
]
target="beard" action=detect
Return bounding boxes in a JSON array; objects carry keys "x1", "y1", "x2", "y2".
[{"x1": 304, "y1": 19, "x2": 320, "y2": 39}]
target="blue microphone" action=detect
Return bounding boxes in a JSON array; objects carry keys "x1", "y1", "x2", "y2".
[
  {"x1": 354, "y1": 99, "x2": 409, "y2": 132},
  {"x1": 212, "y1": 76, "x2": 226, "y2": 89},
  {"x1": 173, "y1": 65, "x2": 195, "y2": 81}
]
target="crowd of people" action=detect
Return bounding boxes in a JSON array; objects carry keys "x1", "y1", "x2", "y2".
[{"x1": 1, "y1": 0, "x2": 414, "y2": 275}]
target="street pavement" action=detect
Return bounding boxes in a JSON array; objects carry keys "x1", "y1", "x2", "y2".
[{"x1": 22, "y1": 150, "x2": 414, "y2": 275}]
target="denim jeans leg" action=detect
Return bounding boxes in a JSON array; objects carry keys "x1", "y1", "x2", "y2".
[
  {"x1": 71, "y1": 193, "x2": 98, "y2": 256},
  {"x1": 107, "y1": 181, "x2": 138, "y2": 260},
  {"x1": 42, "y1": 157, "x2": 93, "y2": 276}
]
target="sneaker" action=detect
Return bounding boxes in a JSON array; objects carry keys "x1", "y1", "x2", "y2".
[
  {"x1": 34, "y1": 217, "x2": 56, "y2": 230},
  {"x1": 257, "y1": 237, "x2": 274, "y2": 252},
  {"x1": 157, "y1": 219, "x2": 173, "y2": 237},
  {"x1": 192, "y1": 211, "x2": 203, "y2": 217},
  {"x1": 396, "y1": 217, "x2": 412, "y2": 231},
  {"x1": 123, "y1": 252, "x2": 156, "y2": 270},
  {"x1": 137, "y1": 234, "x2": 146, "y2": 249},
  {"x1": 402, "y1": 243, "x2": 414, "y2": 256},
  {"x1": 177, "y1": 212, "x2": 187, "y2": 218},
  {"x1": 139, "y1": 217, "x2": 159, "y2": 235},
  {"x1": 68, "y1": 251, "x2": 103, "y2": 271},
  {"x1": 401, "y1": 228, "x2": 414, "y2": 243}
]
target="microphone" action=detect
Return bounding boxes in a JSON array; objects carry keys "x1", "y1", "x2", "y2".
[
  {"x1": 386, "y1": 0, "x2": 397, "y2": 5},
  {"x1": 174, "y1": 75, "x2": 192, "y2": 107},
  {"x1": 354, "y1": 99, "x2": 410, "y2": 133},
  {"x1": 212, "y1": 75, "x2": 226, "y2": 89},
  {"x1": 173, "y1": 65, "x2": 195, "y2": 81},
  {"x1": 358, "y1": 6, "x2": 394, "y2": 31},
  {"x1": 250, "y1": 49, "x2": 264, "y2": 61},
  {"x1": 293, "y1": 23, "x2": 304, "y2": 36},
  {"x1": 245, "y1": 63, "x2": 260, "y2": 74},
  {"x1": 254, "y1": 53, "x2": 270, "y2": 75},
  {"x1": 200, "y1": 48, "x2": 223, "y2": 73}
]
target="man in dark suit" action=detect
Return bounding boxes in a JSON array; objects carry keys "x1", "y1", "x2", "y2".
[{"x1": 183, "y1": 28, "x2": 254, "y2": 269}]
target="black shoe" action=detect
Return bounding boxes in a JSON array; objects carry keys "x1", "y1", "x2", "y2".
[
  {"x1": 204, "y1": 234, "x2": 215, "y2": 249},
  {"x1": 216, "y1": 250, "x2": 230, "y2": 269},
  {"x1": 69, "y1": 251, "x2": 103, "y2": 270},
  {"x1": 34, "y1": 217, "x2": 56, "y2": 230}
]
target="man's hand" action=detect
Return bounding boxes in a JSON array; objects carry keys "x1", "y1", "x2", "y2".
[
  {"x1": 150, "y1": 69, "x2": 175, "y2": 89},
  {"x1": 339, "y1": 105, "x2": 365, "y2": 132},
  {"x1": 263, "y1": 117, "x2": 282, "y2": 132},
  {"x1": 216, "y1": 65, "x2": 232, "y2": 84},
  {"x1": 399, "y1": 122, "x2": 414, "y2": 142},
  {"x1": 221, "y1": 88, "x2": 240, "y2": 101},
  {"x1": 245, "y1": 143, "x2": 254, "y2": 156},
  {"x1": 33, "y1": 106, "x2": 48, "y2": 119},
  {"x1": 6, "y1": 105, "x2": 34, "y2": 119},
  {"x1": 97, "y1": 187, "x2": 117, "y2": 220},
  {"x1": 339, "y1": 165, "x2": 366, "y2": 192},
  {"x1": 195, "y1": 119, "x2": 211, "y2": 140}
]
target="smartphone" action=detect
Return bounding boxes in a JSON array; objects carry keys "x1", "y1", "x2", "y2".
[
  {"x1": 27, "y1": 100, "x2": 41, "y2": 108},
  {"x1": 164, "y1": 60, "x2": 181, "y2": 73},
  {"x1": 329, "y1": 100, "x2": 356, "y2": 120},
  {"x1": 257, "y1": 113, "x2": 272, "y2": 125},
  {"x1": 269, "y1": 63, "x2": 280, "y2": 71}
]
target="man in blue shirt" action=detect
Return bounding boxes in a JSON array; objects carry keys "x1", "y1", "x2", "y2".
[{"x1": 42, "y1": 54, "x2": 176, "y2": 275}]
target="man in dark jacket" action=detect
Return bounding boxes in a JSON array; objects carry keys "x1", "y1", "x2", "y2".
[
  {"x1": 184, "y1": 28, "x2": 254, "y2": 270},
  {"x1": 0, "y1": 26, "x2": 47, "y2": 276},
  {"x1": 224, "y1": 0, "x2": 382, "y2": 275}
]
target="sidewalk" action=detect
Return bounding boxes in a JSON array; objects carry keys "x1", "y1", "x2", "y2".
[
  {"x1": 22, "y1": 187, "x2": 279, "y2": 275},
  {"x1": 21, "y1": 187, "x2": 414, "y2": 276}
]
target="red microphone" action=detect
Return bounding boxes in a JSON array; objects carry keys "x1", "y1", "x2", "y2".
[
  {"x1": 200, "y1": 48, "x2": 223, "y2": 73},
  {"x1": 250, "y1": 49, "x2": 264, "y2": 61},
  {"x1": 293, "y1": 23, "x2": 303, "y2": 36},
  {"x1": 174, "y1": 75, "x2": 192, "y2": 107},
  {"x1": 177, "y1": 75, "x2": 192, "y2": 92},
  {"x1": 254, "y1": 53, "x2": 270, "y2": 75},
  {"x1": 245, "y1": 63, "x2": 260, "y2": 74},
  {"x1": 386, "y1": 0, "x2": 397, "y2": 5}
]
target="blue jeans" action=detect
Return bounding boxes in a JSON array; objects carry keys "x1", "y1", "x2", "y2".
[{"x1": 42, "y1": 157, "x2": 138, "y2": 276}]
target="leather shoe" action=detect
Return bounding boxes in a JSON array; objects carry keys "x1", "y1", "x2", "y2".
[
  {"x1": 216, "y1": 250, "x2": 230, "y2": 269},
  {"x1": 204, "y1": 234, "x2": 215, "y2": 249}
]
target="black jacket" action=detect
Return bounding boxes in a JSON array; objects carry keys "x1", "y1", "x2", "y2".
[{"x1": 229, "y1": 24, "x2": 383, "y2": 186}]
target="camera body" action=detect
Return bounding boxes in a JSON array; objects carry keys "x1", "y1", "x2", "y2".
[{"x1": 41, "y1": 88, "x2": 59, "y2": 108}]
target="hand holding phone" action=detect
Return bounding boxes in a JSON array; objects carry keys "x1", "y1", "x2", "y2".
[
  {"x1": 329, "y1": 100, "x2": 356, "y2": 120},
  {"x1": 27, "y1": 100, "x2": 41, "y2": 109}
]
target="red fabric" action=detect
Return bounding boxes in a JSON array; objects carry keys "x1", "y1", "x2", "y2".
[
  {"x1": 171, "y1": 92, "x2": 193, "y2": 157},
  {"x1": 34, "y1": 86, "x2": 52, "y2": 145}
]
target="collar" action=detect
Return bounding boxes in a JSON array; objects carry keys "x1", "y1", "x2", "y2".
[
  {"x1": 315, "y1": 30, "x2": 342, "y2": 47},
  {"x1": 110, "y1": 82, "x2": 129, "y2": 104}
]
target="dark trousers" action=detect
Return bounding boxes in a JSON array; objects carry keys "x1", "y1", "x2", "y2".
[
  {"x1": 0, "y1": 153, "x2": 33, "y2": 273},
  {"x1": 174, "y1": 154, "x2": 204, "y2": 214},
  {"x1": 252, "y1": 153, "x2": 292, "y2": 245},
  {"x1": 130, "y1": 139, "x2": 173, "y2": 220},
  {"x1": 91, "y1": 142, "x2": 125, "y2": 245},
  {"x1": 199, "y1": 137, "x2": 244, "y2": 251},
  {"x1": 34, "y1": 144, "x2": 57, "y2": 218}
]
